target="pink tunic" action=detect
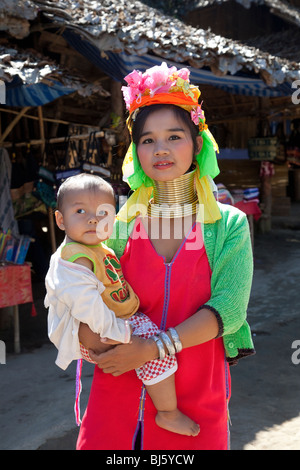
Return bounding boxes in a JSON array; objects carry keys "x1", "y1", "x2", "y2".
[{"x1": 77, "y1": 220, "x2": 230, "y2": 450}]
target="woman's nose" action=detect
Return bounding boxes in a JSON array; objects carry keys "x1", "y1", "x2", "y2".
[{"x1": 154, "y1": 141, "x2": 169, "y2": 156}]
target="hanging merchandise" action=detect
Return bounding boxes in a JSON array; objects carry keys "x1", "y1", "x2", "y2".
[
  {"x1": 287, "y1": 119, "x2": 300, "y2": 165},
  {"x1": 55, "y1": 136, "x2": 81, "y2": 186},
  {"x1": 82, "y1": 131, "x2": 111, "y2": 178},
  {"x1": 0, "y1": 229, "x2": 32, "y2": 264},
  {"x1": 34, "y1": 141, "x2": 57, "y2": 209}
]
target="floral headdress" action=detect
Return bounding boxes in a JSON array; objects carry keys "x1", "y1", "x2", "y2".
[
  {"x1": 118, "y1": 62, "x2": 221, "y2": 224},
  {"x1": 122, "y1": 62, "x2": 207, "y2": 131}
]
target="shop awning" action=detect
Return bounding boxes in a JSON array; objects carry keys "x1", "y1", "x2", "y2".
[
  {"x1": 1, "y1": 45, "x2": 109, "y2": 107},
  {"x1": 63, "y1": 29, "x2": 293, "y2": 99},
  {"x1": 5, "y1": 75, "x2": 75, "y2": 107}
]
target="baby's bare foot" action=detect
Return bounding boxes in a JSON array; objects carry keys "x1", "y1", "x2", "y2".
[{"x1": 155, "y1": 409, "x2": 200, "y2": 436}]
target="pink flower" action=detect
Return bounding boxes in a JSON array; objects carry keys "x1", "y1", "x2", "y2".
[
  {"x1": 121, "y1": 86, "x2": 132, "y2": 110},
  {"x1": 177, "y1": 68, "x2": 190, "y2": 81},
  {"x1": 124, "y1": 70, "x2": 144, "y2": 88},
  {"x1": 143, "y1": 63, "x2": 177, "y2": 95},
  {"x1": 191, "y1": 106, "x2": 205, "y2": 125}
]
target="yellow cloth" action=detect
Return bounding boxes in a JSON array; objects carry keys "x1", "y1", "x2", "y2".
[
  {"x1": 117, "y1": 165, "x2": 221, "y2": 224},
  {"x1": 61, "y1": 242, "x2": 139, "y2": 320}
]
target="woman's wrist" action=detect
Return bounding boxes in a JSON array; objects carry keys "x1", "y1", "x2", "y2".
[
  {"x1": 150, "y1": 328, "x2": 183, "y2": 361},
  {"x1": 146, "y1": 337, "x2": 164, "y2": 361}
]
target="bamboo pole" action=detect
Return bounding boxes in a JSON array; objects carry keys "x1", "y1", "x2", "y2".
[
  {"x1": 1, "y1": 130, "x2": 105, "y2": 149},
  {"x1": 0, "y1": 106, "x2": 93, "y2": 127},
  {"x1": 0, "y1": 107, "x2": 31, "y2": 143},
  {"x1": 37, "y1": 106, "x2": 57, "y2": 253}
]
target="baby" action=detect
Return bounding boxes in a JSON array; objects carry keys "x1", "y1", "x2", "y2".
[{"x1": 45, "y1": 173, "x2": 199, "y2": 436}]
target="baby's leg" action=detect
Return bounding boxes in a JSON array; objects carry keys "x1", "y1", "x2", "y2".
[{"x1": 146, "y1": 374, "x2": 200, "y2": 437}]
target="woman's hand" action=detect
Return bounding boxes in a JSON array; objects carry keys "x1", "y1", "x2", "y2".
[{"x1": 89, "y1": 335, "x2": 157, "y2": 376}]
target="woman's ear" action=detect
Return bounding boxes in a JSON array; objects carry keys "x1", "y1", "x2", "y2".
[
  {"x1": 195, "y1": 136, "x2": 203, "y2": 155},
  {"x1": 55, "y1": 210, "x2": 65, "y2": 231}
]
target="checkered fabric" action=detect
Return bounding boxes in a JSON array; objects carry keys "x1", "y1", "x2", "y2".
[
  {"x1": 79, "y1": 312, "x2": 177, "y2": 384},
  {"x1": 80, "y1": 343, "x2": 96, "y2": 364},
  {"x1": 130, "y1": 313, "x2": 177, "y2": 384}
]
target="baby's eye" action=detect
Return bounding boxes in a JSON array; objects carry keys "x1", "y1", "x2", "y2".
[{"x1": 77, "y1": 208, "x2": 85, "y2": 214}]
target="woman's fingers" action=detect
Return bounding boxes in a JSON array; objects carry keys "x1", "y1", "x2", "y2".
[
  {"x1": 88, "y1": 336, "x2": 157, "y2": 376},
  {"x1": 88, "y1": 348, "x2": 112, "y2": 365}
]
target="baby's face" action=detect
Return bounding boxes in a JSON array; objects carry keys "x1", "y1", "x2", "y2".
[{"x1": 56, "y1": 187, "x2": 116, "y2": 245}]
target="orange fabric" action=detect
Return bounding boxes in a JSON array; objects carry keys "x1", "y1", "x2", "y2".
[{"x1": 129, "y1": 91, "x2": 198, "y2": 114}]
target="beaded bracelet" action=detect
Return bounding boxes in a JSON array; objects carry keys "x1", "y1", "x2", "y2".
[
  {"x1": 167, "y1": 327, "x2": 183, "y2": 353},
  {"x1": 159, "y1": 331, "x2": 176, "y2": 356}
]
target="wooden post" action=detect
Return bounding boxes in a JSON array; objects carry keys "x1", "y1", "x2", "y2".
[
  {"x1": 38, "y1": 106, "x2": 57, "y2": 253},
  {"x1": 259, "y1": 173, "x2": 272, "y2": 233},
  {"x1": 13, "y1": 305, "x2": 21, "y2": 354},
  {"x1": 110, "y1": 79, "x2": 124, "y2": 129}
]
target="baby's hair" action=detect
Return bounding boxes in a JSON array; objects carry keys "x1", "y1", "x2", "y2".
[{"x1": 56, "y1": 173, "x2": 114, "y2": 211}]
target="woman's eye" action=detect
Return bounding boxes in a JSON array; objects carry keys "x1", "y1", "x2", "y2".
[
  {"x1": 77, "y1": 208, "x2": 85, "y2": 214},
  {"x1": 141, "y1": 138, "x2": 153, "y2": 144},
  {"x1": 170, "y1": 135, "x2": 180, "y2": 141}
]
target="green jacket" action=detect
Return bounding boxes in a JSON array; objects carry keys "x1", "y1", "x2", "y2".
[{"x1": 106, "y1": 203, "x2": 255, "y2": 365}]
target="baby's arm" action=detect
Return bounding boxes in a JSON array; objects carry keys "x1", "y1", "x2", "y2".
[
  {"x1": 72, "y1": 256, "x2": 132, "y2": 345},
  {"x1": 57, "y1": 259, "x2": 132, "y2": 344},
  {"x1": 79, "y1": 322, "x2": 114, "y2": 354},
  {"x1": 73, "y1": 256, "x2": 94, "y2": 271}
]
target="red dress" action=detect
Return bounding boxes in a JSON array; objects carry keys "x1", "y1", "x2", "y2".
[{"x1": 76, "y1": 220, "x2": 230, "y2": 450}]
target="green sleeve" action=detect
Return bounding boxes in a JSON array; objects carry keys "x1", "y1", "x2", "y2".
[{"x1": 203, "y1": 206, "x2": 254, "y2": 337}]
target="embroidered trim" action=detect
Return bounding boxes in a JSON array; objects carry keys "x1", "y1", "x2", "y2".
[{"x1": 199, "y1": 303, "x2": 224, "y2": 338}]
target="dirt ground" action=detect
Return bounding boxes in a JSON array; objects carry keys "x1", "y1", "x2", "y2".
[{"x1": 1, "y1": 205, "x2": 300, "y2": 451}]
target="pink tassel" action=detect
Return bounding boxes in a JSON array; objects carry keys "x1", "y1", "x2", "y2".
[{"x1": 75, "y1": 359, "x2": 83, "y2": 426}]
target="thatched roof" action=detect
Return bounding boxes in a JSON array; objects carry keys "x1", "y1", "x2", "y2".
[
  {"x1": 0, "y1": 43, "x2": 110, "y2": 106},
  {"x1": 1, "y1": 0, "x2": 299, "y2": 87}
]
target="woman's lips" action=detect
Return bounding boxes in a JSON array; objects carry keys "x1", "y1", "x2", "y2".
[{"x1": 153, "y1": 161, "x2": 174, "y2": 170}]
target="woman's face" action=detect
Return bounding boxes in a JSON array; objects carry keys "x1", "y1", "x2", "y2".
[{"x1": 136, "y1": 108, "x2": 202, "y2": 182}]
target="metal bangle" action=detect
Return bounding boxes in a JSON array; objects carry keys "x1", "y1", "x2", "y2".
[
  {"x1": 152, "y1": 335, "x2": 166, "y2": 360},
  {"x1": 167, "y1": 327, "x2": 183, "y2": 353},
  {"x1": 159, "y1": 331, "x2": 176, "y2": 356}
]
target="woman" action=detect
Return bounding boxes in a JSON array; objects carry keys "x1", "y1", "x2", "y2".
[{"x1": 76, "y1": 63, "x2": 255, "y2": 450}]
